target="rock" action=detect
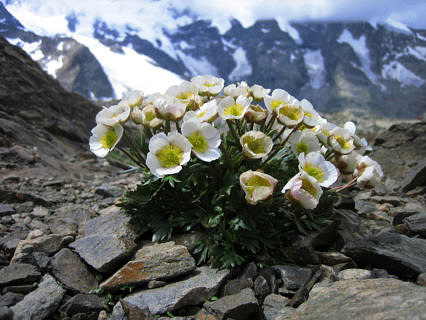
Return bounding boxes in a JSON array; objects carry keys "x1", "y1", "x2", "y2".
[
  {"x1": 392, "y1": 210, "x2": 418, "y2": 226},
  {"x1": 2, "y1": 285, "x2": 35, "y2": 294},
  {"x1": 11, "y1": 274, "x2": 65, "y2": 320},
  {"x1": 146, "y1": 280, "x2": 167, "y2": 289},
  {"x1": 222, "y1": 278, "x2": 252, "y2": 296},
  {"x1": 254, "y1": 275, "x2": 270, "y2": 300},
  {"x1": 204, "y1": 288, "x2": 259, "y2": 320},
  {"x1": 69, "y1": 211, "x2": 139, "y2": 273},
  {"x1": 50, "y1": 248, "x2": 98, "y2": 293},
  {"x1": 47, "y1": 204, "x2": 97, "y2": 236},
  {"x1": 95, "y1": 184, "x2": 123, "y2": 198},
  {"x1": 0, "y1": 307, "x2": 13, "y2": 320},
  {"x1": 285, "y1": 236, "x2": 319, "y2": 265},
  {"x1": 343, "y1": 231, "x2": 426, "y2": 279},
  {"x1": 400, "y1": 162, "x2": 426, "y2": 192},
  {"x1": 0, "y1": 230, "x2": 28, "y2": 255},
  {"x1": 119, "y1": 300, "x2": 155, "y2": 320},
  {"x1": 0, "y1": 292, "x2": 25, "y2": 307},
  {"x1": 100, "y1": 242, "x2": 195, "y2": 290},
  {"x1": 32, "y1": 252, "x2": 50, "y2": 272},
  {"x1": 333, "y1": 209, "x2": 370, "y2": 247},
  {"x1": 122, "y1": 266, "x2": 230, "y2": 315},
  {"x1": 262, "y1": 294, "x2": 290, "y2": 320},
  {"x1": 59, "y1": 294, "x2": 105, "y2": 316},
  {"x1": 404, "y1": 213, "x2": 426, "y2": 237},
  {"x1": 170, "y1": 231, "x2": 205, "y2": 253},
  {"x1": 239, "y1": 262, "x2": 258, "y2": 280},
  {"x1": 278, "y1": 278, "x2": 426, "y2": 320},
  {"x1": 336, "y1": 268, "x2": 372, "y2": 281},
  {"x1": 317, "y1": 251, "x2": 353, "y2": 266},
  {"x1": 417, "y1": 273, "x2": 426, "y2": 286},
  {"x1": 0, "y1": 204, "x2": 14, "y2": 217},
  {"x1": 273, "y1": 265, "x2": 312, "y2": 291},
  {"x1": 11, "y1": 233, "x2": 66, "y2": 264},
  {"x1": 0, "y1": 263, "x2": 40, "y2": 286},
  {"x1": 31, "y1": 206, "x2": 49, "y2": 218}
]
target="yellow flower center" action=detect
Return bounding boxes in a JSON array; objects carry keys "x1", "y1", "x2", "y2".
[
  {"x1": 156, "y1": 144, "x2": 183, "y2": 168},
  {"x1": 187, "y1": 131, "x2": 209, "y2": 153},
  {"x1": 100, "y1": 129, "x2": 118, "y2": 149},
  {"x1": 279, "y1": 105, "x2": 302, "y2": 120},
  {"x1": 321, "y1": 129, "x2": 329, "y2": 136},
  {"x1": 177, "y1": 92, "x2": 192, "y2": 101},
  {"x1": 246, "y1": 175, "x2": 271, "y2": 196},
  {"x1": 271, "y1": 100, "x2": 284, "y2": 110},
  {"x1": 304, "y1": 163, "x2": 325, "y2": 182},
  {"x1": 197, "y1": 110, "x2": 207, "y2": 118},
  {"x1": 243, "y1": 136, "x2": 267, "y2": 154},
  {"x1": 204, "y1": 82, "x2": 215, "y2": 88},
  {"x1": 224, "y1": 103, "x2": 244, "y2": 117},
  {"x1": 144, "y1": 110, "x2": 157, "y2": 122},
  {"x1": 334, "y1": 135, "x2": 352, "y2": 150},
  {"x1": 304, "y1": 112, "x2": 313, "y2": 118},
  {"x1": 296, "y1": 142, "x2": 309, "y2": 155},
  {"x1": 302, "y1": 177, "x2": 317, "y2": 196}
]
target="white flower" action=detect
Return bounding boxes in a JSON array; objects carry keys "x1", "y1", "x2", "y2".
[
  {"x1": 250, "y1": 84, "x2": 270, "y2": 102},
  {"x1": 317, "y1": 121, "x2": 338, "y2": 146},
  {"x1": 146, "y1": 132, "x2": 192, "y2": 178},
  {"x1": 335, "y1": 152, "x2": 362, "y2": 175},
  {"x1": 134, "y1": 105, "x2": 163, "y2": 129},
  {"x1": 354, "y1": 155, "x2": 384, "y2": 188},
  {"x1": 298, "y1": 152, "x2": 338, "y2": 187},
  {"x1": 154, "y1": 94, "x2": 186, "y2": 121},
  {"x1": 181, "y1": 118, "x2": 221, "y2": 162},
  {"x1": 240, "y1": 131, "x2": 273, "y2": 159},
  {"x1": 96, "y1": 104, "x2": 131, "y2": 126},
  {"x1": 282, "y1": 171, "x2": 323, "y2": 210},
  {"x1": 224, "y1": 81, "x2": 249, "y2": 98},
  {"x1": 165, "y1": 81, "x2": 200, "y2": 108},
  {"x1": 264, "y1": 89, "x2": 296, "y2": 113},
  {"x1": 300, "y1": 99, "x2": 323, "y2": 127},
  {"x1": 183, "y1": 99, "x2": 218, "y2": 123},
  {"x1": 328, "y1": 127, "x2": 355, "y2": 154},
  {"x1": 276, "y1": 103, "x2": 304, "y2": 127},
  {"x1": 89, "y1": 124, "x2": 123, "y2": 158},
  {"x1": 289, "y1": 130, "x2": 321, "y2": 155},
  {"x1": 240, "y1": 170, "x2": 278, "y2": 205},
  {"x1": 120, "y1": 90, "x2": 144, "y2": 108},
  {"x1": 191, "y1": 75, "x2": 224, "y2": 96},
  {"x1": 245, "y1": 104, "x2": 268, "y2": 124},
  {"x1": 344, "y1": 121, "x2": 370, "y2": 150},
  {"x1": 218, "y1": 95, "x2": 251, "y2": 120}
]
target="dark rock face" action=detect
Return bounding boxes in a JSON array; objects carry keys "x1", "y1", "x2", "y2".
[{"x1": 0, "y1": 263, "x2": 40, "y2": 286}]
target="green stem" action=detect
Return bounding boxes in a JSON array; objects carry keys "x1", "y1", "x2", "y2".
[
  {"x1": 165, "y1": 120, "x2": 171, "y2": 134},
  {"x1": 273, "y1": 125, "x2": 287, "y2": 143},
  {"x1": 226, "y1": 120, "x2": 240, "y2": 146},
  {"x1": 117, "y1": 146, "x2": 147, "y2": 169},
  {"x1": 123, "y1": 131, "x2": 146, "y2": 162},
  {"x1": 175, "y1": 121, "x2": 181, "y2": 133},
  {"x1": 263, "y1": 124, "x2": 300, "y2": 164}
]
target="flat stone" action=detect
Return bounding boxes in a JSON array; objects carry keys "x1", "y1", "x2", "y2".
[
  {"x1": 0, "y1": 204, "x2": 14, "y2": 217},
  {"x1": 11, "y1": 234, "x2": 66, "y2": 264},
  {"x1": 0, "y1": 263, "x2": 40, "y2": 286},
  {"x1": 95, "y1": 184, "x2": 123, "y2": 198},
  {"x1": 51, "y1": 248, "x2": 98, "y2": 293},
  {"x1": 404, "y1": 213, "x2": 426, "y2": 237},
  {"x1": 336, "y1": 268, "x2": 372, "y2": 281},
  {"x1": 69, "y1": 211, "x2": 139, "y2": 273},
  {"x1": 343, "y1": 231, "x2": 426, "y2": 279},
  {"x1": 204, "y1": 288, "x2": 259, "y2": 320},
  {"x1": 170, "y1": 231, "x2": 205, "y2": 253},
  {"x1": 400, "y1": 162, "x2": 426, "y2": 191},
  {"x1": 31, "y1": 206, "x2": 49, "y2": 218},
  {"x1": 273, "y1": 265, "x2": 312, "y2": 290},
  {"x1": 239, "y1": 262, "x2": 258, "y2": 280},
  {"x1": 222, "y1": 278, "x2": 253, "y2": 296},
  {"x1": 122, "y1": 266, "x2": 230, "y2": 315},
  {"x1": 263, "y1": 294, "x2": 290, "y2": 320},
  {"x1": 11, "y1": 274, "x2": 65, "y2": 320},
  {"x1": 46, "y1": 204, "x2": 97, "y2": 236},
  {"x1": 317, "y1": 252, "x2": 353, "y2": 266},
  {"x1": 0, "y1": 292, "x2": 25, "y2": 307},
  {"x1": 278, "y1": 278, "x2": 426, "y2": 320},
  {"x1": 100, "y1": 242, "x2": 195, "y2": 290},
  {"x1": 59, "y1": 294, "x2": 105, "y2": 316},
  {"x1": 417, "y1": 273, "x2": 426, "y2": 286},
  {"x1": 254, "y1": 275, "x2": 270, "y2": 299},
  {"x1": 0, "y1": 307, "x2": 13, "y2": 320},
  {"x1": 0, "y1": 230, "x2": 28, "y2": 254}
]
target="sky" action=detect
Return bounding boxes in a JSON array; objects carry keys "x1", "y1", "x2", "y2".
[{"x1": 3, "y1": 0, "x2": 426, "y2": 31}]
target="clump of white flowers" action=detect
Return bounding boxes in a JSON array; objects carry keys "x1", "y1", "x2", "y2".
[{"x1": 89, "y1": 75, "x2": 383, "y2": 211}]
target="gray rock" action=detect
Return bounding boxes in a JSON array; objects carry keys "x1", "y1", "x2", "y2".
[
  {"x1": 254, "y1": 276, "x2": 270, "y2": 299},
  {"x1": 273, "y1": 265, "x2": 312, "y2": 291},
  {"x1": 417, "y1": 273, "x2": 426, "y2": 286},
  {"x1": 239, "y1": 262, "x2": 258, "y2": 280},
  {"x1": 277, "y1": 278, "x2": 426, "y2": 320},
  {"x1": 59, "y1": 294, "x2": 105, "y2": 316},
  {"x1": 343, "y1": 231, "x2": 426, "y2": 279},
  {"x1": 51, "y1": 248, "x2": 98, "y2": 293},
  {"x1": 0, "y1": 307, "x2": 13, "y2": 320},
  {"x1": 204, "y1": 288, "x2": 258, "y2": 320},
  {"x1": 122, "y1": 266, "x2": 230, "y2": 315},
  {"x1": 317, "y1": 251, "x2": 353, "y2": 266},
  {"x1": 222, "y1": 278, "x2": 252, "y2": 296},
  {"x1": 100, "y1": 242, "x2": 195, "y2": 290},
  {"x1": 0, "y1": 292, "x2": 25, "y2": 307},
  {"x1": 0, "y1": 204, "x2": 14, "y2": 217},
  {"x1": 69, "y1": 211, "x2": 139, "y2": 273},
  {"x1": 46, "y1": 204, "x2": 97, "y2": 236},
  {"x1": 0, "y1": 230, "x2": 28, "y2": 255},
  {"x1": 11, "y1": 274, "x2": 65, "y2": 320},
  {"x1": 400, "y1": 162, "x2": 426, "y2": 192},
  {"x1": 170, "y1": 232, "x2": 205, "y2": 253},
  {"x1": 263, "y1": 294, "x2": 290, "y2": 320},
  {"x1": 11, "y1": 234, "x2": 66, "y2": 264},
  {"x1": 95, "y1": 184, "x2": 123, "y2": 198},
  {"x1": 0, "y1": 263, "x2": 40, "y2": 286},
  {"x1": 336, "y1": 268, "x2": 372, "y2": 281},
  {"x1": 404, "y1": 213, "x2": 426, "y2": 237}
]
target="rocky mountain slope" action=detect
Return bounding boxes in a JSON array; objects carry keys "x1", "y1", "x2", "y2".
[
  {"x1": 1, "y1": 1, "x2": 425, "y2": 118},
  {"x1": 0, "y1": 29, "x2": 425, "y2": 319}
]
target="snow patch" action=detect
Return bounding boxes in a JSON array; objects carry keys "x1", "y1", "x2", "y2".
[
  {"x1": 229, "y1": 47, "x2": 252, "y2": 81},
  {"x1": 382, "y1": 61, "x2": 424, "y2": 87},
  {"x1": 290, "y1": 53, "x2": 296, "y2": 62},
  {"x1": 337, "y1": 29, "x2": 378, "y2": 84},
  {"x1": 45, "y1": 55, "x2": 63, "y2": 77},
  {"x1": 57, "y1": 41, "x2": 64, "y2": 51},
  {"x1": 407, "y1": 46, "x2": 426, "y2": 61},
  {"x1": 179, "y1": 54, "x2": 218, "y2": 77},
  {"x1": 178, "y1": 40, "x2": 194, "y2": 50},
  {"x1": 7, "y1": 38, "x2": 44, "y2": 60},
  {"x1": 261, "y1": 27, "x2": 270, "y2": 33},
  {"x1": 73, "y1": 35, "x2": 182, "y2": 98},
  {"x1": 275, "y1": 18, "x2": 302, "y2": 44},
  {"x1": 383, "y1": 19, "x2": 412, "y2": 35},
  {"x1": 303, "y1": 49, "x2": 325, "y2": 89},
  {"x1": 416, "y1": 33, "x2": 426, "y2": 41}
]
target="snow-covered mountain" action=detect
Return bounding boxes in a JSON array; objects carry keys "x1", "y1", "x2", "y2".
[{"x1": 1, "y1": 0, "x2": 425, "y2": 118}]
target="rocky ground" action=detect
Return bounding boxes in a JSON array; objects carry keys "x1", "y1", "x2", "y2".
[{"x1": 1, "y1": 35, "x2": 426, "y2": 320}]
